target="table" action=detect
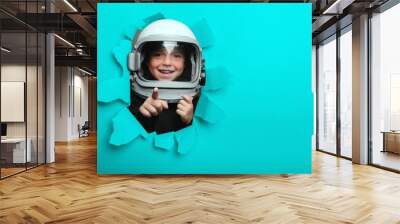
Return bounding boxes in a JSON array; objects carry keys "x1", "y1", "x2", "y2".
[{"x1": 1, "y1": 138, "x2": 32, "y2": 163}]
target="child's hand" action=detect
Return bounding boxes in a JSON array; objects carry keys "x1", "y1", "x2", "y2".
[
  {"x1": 176, "y1": 96, "x2": 194, "y2": 124},
  {"x1": 139, "y1": 88, "x2": 168, "y2": 117}
]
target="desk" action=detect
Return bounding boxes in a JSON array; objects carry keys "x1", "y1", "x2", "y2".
[
  {"x1": 1, "y1": 138, "x2": 31, "y2": 163},
  {"x1": 381, "y1": 131, "x2": 400, "y2": 154}
]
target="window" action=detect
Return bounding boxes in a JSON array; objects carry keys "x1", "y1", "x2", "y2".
[
  {"x1": 317, "y1": 35, "x2": 337, "y2": 154},
  {"x1": 339, "y1": 27, "x2": 352, "y2": 158},
  {"x1": 370, "y1": 2, "x2": 400, "y2": 171}
]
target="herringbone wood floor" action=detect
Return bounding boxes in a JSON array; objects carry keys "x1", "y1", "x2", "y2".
[{"x1": 1, "y1": 135, "x2": 400, "y2": 224}]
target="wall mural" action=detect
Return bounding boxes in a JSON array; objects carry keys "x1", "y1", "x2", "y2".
[{"x1": 98, "y1": 3, "x2": 313, "y2": 174}]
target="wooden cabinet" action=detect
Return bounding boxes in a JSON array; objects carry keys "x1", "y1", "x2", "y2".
[{"x1": 382, "y1": 132, "x2": 400, "y2": 154}]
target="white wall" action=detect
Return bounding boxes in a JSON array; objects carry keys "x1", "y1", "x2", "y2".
[
  {"x1": 55, "y1": 67, "x2": 89, "y2": 141},
  {"x1": 70, "y1": 72, "x2": 89, "y2": 139},
  {"x1": 1, "y1": 65, "x2": 26, "y2": 133},
  {"x1": 55, "y1": 66, "x2": 69, "y2": 141},
  {"x1": 1, "y1": 65, "x2": 26, "y2": 141},
  {"x1": 1, "y1": 65, "x2": 40, "y2": 138}
]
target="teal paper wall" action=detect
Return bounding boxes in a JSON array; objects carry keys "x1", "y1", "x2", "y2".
[{"x1": 97, "y1": 3, "x2": 313, "y2": 174}]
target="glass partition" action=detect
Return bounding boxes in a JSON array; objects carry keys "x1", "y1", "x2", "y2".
[
  {"x1": 27, "y1": 30, "x2": 38, "y2": 169},
  {"x1": 339, "y1": 27, "x2": 352, "y2": 158},
  {"x1": 1, "y1": 30, "x2": 28, "y2": 177},
  {"x1": 317, "y1": 35, "x2": 337, "y2": 154},
  {"x1": 371, "y1": 3, "x2": 400, "y2": 171},
  {"x1": 0, "y1": 1, "x2": 46, "y2": 179}
]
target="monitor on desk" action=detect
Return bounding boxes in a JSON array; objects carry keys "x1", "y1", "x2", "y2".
[{"x1": 1, "y1": 123, "x2": 7, "y2": 138}]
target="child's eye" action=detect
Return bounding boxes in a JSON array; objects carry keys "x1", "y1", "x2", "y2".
[
  {"x1": 172, "y1": 53, "x2": 183, "y2": 58},
  {"x1": 152, "y1": 53, "x2": 162, "y2": 57}
]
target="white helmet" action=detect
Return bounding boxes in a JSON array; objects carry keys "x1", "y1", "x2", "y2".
[{"x1": 128, "y1": 19, "x2": 206, "y2": 102}]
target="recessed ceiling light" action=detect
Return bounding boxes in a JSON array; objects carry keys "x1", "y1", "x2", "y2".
[
  {"x1": 54, "y1": 34, "x2": 75, "y2": 48},
  {"x1": 77, "y1": 67, "x2": 93, "y2": 76},
  {"x1": 1, "y1": 47, "x2": 11, "y2": 53},
  {"x1": 63, "y1": 0, "x2": 78, "y2": 12},
  {"x1": 322, "y1": 0, "x2": 355, "y2": 15}
]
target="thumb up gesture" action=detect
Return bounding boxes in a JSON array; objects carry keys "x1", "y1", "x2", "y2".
[{"x1": 176, "y1": 95, "x2": 194, "y2": 124}]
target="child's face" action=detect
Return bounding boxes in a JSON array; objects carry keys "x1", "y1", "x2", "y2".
[{"x1": 148, "y1": 48, "x2": 185, "y2": 81}]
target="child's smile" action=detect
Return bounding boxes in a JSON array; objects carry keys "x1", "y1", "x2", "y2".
[
  {"x1": 158, "y1": 67, "x2": 176, "y2": 78},
  {"x1": 148, "y1": 47, "x2": 185, "y2": 81}
]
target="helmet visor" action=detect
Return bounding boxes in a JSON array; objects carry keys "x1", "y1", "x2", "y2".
[{"x1": 138, "y1": 41, "x2": 199, "y2": 82}]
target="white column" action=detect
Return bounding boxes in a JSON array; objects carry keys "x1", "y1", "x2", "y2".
[
  {"x1": 46, "y1": 33, "x2": 55, "y2": 163},
  {"x1": 352, "y1": 14, "x2": 369, "y2": 164},
  {"x1": 45, "y1": 1, "x2": 55, "y2": 163}
]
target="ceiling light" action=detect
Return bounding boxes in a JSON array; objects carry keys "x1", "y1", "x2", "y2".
[
  {"x1": 54, "y1": 34, "x2": 75, "y2": 48},
  {"x1": 77, "y1": 67, "x2": 93, "y2": 76},
  {"x1": 322, "y1": 0, "x2": 355, "y2": 15},
  {"x1": 63, "y1": 0, "x2": 78, "y2": 12},
  {"x1": 1, "y1": 47, "x2": 11, "y2": 53}
]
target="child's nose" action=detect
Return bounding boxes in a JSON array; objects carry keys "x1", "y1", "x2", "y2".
[{"x1": 162, "y1": 55, "x2": 172, "y2": 65}]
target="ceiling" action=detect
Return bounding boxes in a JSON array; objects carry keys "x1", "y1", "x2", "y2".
[
  {"x1": 1, "y1": 0, "x2": 97, "y2": 73},
  {"x1": 0, "y1": 0, "x2": 394, "y2": 74}
]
